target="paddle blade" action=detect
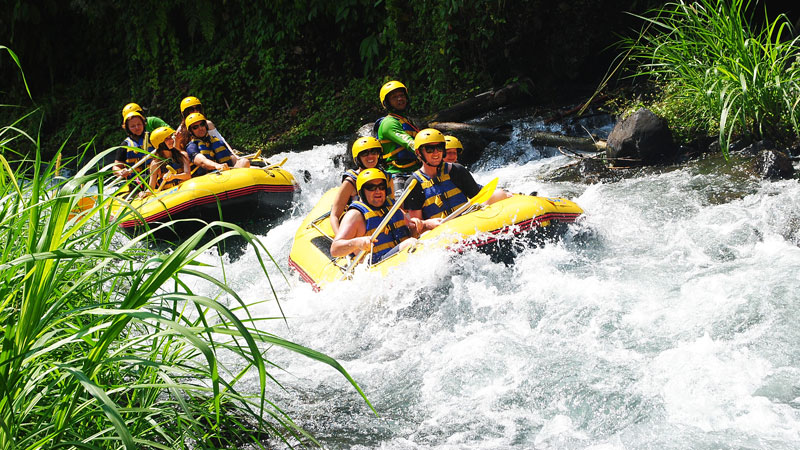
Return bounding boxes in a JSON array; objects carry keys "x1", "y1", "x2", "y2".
[{"x1": 471, "y1": 177, "x2": 498, "y2": 205}]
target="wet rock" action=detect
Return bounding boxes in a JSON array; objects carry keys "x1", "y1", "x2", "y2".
[
  {"x1": 754, "y1": 149, "x2": 794, "y2": 180},
  {"x1": 428, "y1": 122, "x2": 512, "y2": 166},
  {"x1": 606, "y1": 108, "x2": 678, "y2": 166},
  {"x1": 355, "y1": 122, "x2": 374, "y2": 139},
  {"x1": 735, "y1": 139, "x2": 776, "y2": 156},
  {"x1": 544, "y1": 157, "x2": 620, "y2": 184}
]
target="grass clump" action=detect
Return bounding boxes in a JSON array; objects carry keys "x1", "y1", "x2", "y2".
[
  {"x1": 619, "y1": 0, "x2": 800, "y2": 155},
  {"x1": 0, "y1": 47, "x2": 373, "y2": 449}
]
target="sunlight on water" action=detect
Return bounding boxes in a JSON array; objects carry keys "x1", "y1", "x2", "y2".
[{"x1": 182, "y1": 120, "x2": 800, "y2": 448}]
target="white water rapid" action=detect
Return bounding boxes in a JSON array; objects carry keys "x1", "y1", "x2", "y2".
[{"x1": 187, "y1": 114, "x2": 800, "y2": 449}]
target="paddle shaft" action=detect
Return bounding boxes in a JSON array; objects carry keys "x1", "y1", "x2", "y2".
[{"x1": 343, "y1": 177, "x2": 418, "y2": 275}]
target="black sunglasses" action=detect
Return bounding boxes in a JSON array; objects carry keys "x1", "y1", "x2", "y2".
[
  {"x1": 422, "y1": 144, "x2": 445, "y2": 154},
  {"x1": 363, "y1": 182, "x2": 387, "y2": 192}
]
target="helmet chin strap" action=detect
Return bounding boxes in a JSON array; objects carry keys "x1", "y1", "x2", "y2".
[{"x1": 420, "y1": 153, "x2": 441, "y2": 169}]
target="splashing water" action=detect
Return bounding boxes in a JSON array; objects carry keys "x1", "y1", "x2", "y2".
[{"x1": 185, "y1": 117, "x2": 800, "y2": 449}]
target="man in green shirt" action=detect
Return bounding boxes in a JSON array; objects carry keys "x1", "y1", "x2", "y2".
[{"x1": 375, "y1": 80, "x2": 421, "y2": 198}]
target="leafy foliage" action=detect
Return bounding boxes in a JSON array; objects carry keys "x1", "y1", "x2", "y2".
[
  {"x1": 1, "y1": 0, "x2": 666, "y2": 158},
  {"x1": 619, "y1": 0, "x2": 800, "y2": 155},
  {"x1": 0, "y1": 54, "x2": 374, "y2": 447}
]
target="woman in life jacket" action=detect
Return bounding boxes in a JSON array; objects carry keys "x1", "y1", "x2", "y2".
[
  {"x1": 443, "y1": 135, "x2": 463, "y2": 163},
  {"x1": 330, "y1": 136, "x2": 395, "y2": 234},
  {"x1": 147, "y1": 126, "x2": 191, "y2": 192},
  {"x1": 114, "y1": 111, "x2": 153, "y2": 182}
]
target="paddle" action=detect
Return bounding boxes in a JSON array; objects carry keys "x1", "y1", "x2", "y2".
[
  {"x1": 262, "y1": 157, "x2": 287, "y2": 170},
  {"x1": 156, "y1": 165, "x2": 179, "y2": 191},
  {"x1": 243, "y1": 149, "x2": 262, "y2": 160},
  {"x1": 341, "y1": 177, "x2": 419, "y2": 278},
  {"x1": 440, "y1": 177, "x2": 498, "y2": 224}
]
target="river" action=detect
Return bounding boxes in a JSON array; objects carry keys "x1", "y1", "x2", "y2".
[{"x1": 185, "y1": 112, "x2": 800, "y2": 448}]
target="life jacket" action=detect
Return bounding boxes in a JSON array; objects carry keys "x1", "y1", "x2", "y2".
[
  {"x1": 156, "y1": 158, "x2": 185, "y2": 190},
  {"x1": 348, "y1": 198, "x2": 411, "y2": 264},
  {"x1": 376, "y1": 113, "x2": 420, "y2": 172},
  {"x1": 121, "y1": 136, "x2": 153, "y2": 179},
  {"x1": 189, "y1": 135, "x2": 233, "y2": 176},
  {"x1": 411, "y1": 163, "x2": 469, "y2": 220},
  {"x1": 342, "y1": 168, "x2": 395, "y2": 201}
]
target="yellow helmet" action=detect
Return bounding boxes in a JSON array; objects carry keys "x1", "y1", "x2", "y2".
[
  {"x1": 122, "y1": 111, "x2": 146, "y2": 130},
  {"x1": 180, "y1": 96, "x2": 202, "y2": 116},
  {"x1": 444, "y1": 135, "x2": 463, "y2": 151},
  {"x1": 122, "y1": 102, "x2": 143, "y2": 119},
  {"x1": 150, "y1": 126, "x2": 176, "y2": 149},
  {"x1": 414, "y1": 128, "x2": 446, "y2": 149},
  {"x1": 379, "y1": 80, "x2": 408, "y2": 107},
  {"x1": 356, "y1": 168, "x2": 388, "y2": 192},
  {"x1": 185, "y1": 112, "x2": 207, "y2": 130},
  {"x1": 351, "y1": 136, "x2": 383, "y2": 166}
]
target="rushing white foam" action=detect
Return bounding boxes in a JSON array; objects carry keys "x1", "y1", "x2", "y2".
[{"x1": 182, "y1": 122, "x2": 800, "y2": 448}]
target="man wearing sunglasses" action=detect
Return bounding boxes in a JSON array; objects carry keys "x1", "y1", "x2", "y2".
[
  {"x1": 404, "y1": 128, "x2": 511, "y2": 233},
  {"x1": 184, "y1": 112, "x2": 250, "y2": 176},
  {"x1": 331, "y1": 168, "x2": 418, "y2": 265}
]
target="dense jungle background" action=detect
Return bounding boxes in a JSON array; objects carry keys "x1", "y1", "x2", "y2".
[{"x1": 2, "y1": 0, "x2": 799, "y2": 159}]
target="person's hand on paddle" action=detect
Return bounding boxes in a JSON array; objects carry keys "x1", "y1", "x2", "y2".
[
  {"x1": 214, "y1": 163, "x2": 229, "y2": 171},
  {"x1": 353, "y1": 235, "x2": 377, "y2": 252},
  {"x1": 407, "y1": 217, "x2": 424, "y2": 236},
  {"x1": 422, "y1": 217, "x2": 443, "y2": 231}
]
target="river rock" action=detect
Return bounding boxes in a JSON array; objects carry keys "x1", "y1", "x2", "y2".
[
  {"x1": 606, "y1": 108, "x2": 678, "y2": 166},
  {"x1": 754, "y1": 149, "x2": 794, "y2": 180}
]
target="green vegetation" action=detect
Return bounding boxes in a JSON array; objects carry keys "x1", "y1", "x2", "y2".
[
  {"x1": 0, "y1": 47, "x2": 373, "y2": 448},
  {"x1": 1, "y1": 0, "x2": 650, "y2": 160},
  {"x1": 619, "y1": 0, "x2": 800, "y2": 155}
]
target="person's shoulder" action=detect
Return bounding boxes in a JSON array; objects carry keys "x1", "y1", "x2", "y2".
[
  {"x1": 378, "y1": 114, "x2": 400, "y2": 128},
  {"x1": 148, "y1": 116, "x2": 169, "y2": 127},
  {"x1": 449, "y1": 162, "x2": 467, "y2": 172}
]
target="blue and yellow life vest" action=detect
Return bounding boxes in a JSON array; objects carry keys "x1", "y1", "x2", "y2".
[
  {"x1": 156, "y1": 158, "x2": 185, "y2": 190},
  {"x1": 411, "y1": 163, "x2": 469, "y2": 220},
  {"x1": 348, "y1": 198, "x2": 411, "y2": 264},
  {"x1": 376, "y1": 113, "x2": 420, "y2": 172},
  {"x1": 121, "y1": 136, "x2": 153, "y2": 180},
  {"x1": 189, "y1": 136, "x2": 233, "y2": 176}
]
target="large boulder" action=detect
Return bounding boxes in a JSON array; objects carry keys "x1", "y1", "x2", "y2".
[
  {"x1": 754, "y1": 149, "x2": 794, "y2": 180},
  {"x1": 606, "y1": 108, "x2": 678, "y2": 166}
]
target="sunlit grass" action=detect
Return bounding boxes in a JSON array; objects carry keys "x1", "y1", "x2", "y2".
[
  {"x1": 0, "y1": 46, "x2": 373, "y2": 449},
  {"x1": 619, "y1": 0, "x2": 800, "y2": 156}
]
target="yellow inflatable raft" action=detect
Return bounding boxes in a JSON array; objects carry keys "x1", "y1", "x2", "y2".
[
  {"x1": 288, "y1": 189, "x2": 584, "y2": 291},
  {"x1": 111, "y1": 166, "x2": 299, "y2": 239}
]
